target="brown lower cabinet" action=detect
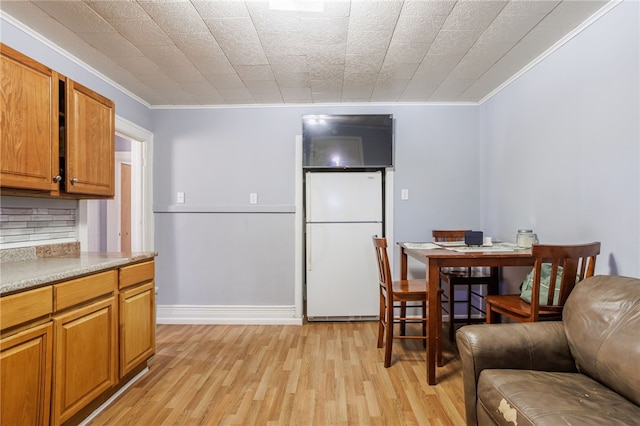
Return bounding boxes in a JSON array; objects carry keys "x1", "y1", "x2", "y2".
[
  {"x1": 119, "y1": 261, "x2": 155, "y2": 378},
  {"x1": 0, "y1": 260, "x2": 155, "y2": 426},
  {"x1": 52, "y1": 296, "x2": 118, "y2": 425},
  {"x1": 0, "y1": 322, "x2": 53, "y2": 426}
]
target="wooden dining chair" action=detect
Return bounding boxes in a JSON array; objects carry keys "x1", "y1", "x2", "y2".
[
  {"x1": 485, "y1": 242, "x2": 601, "y2": 323},
  {"x1": 432, "y1": 230, "x2": 499, "y2": 341},
  {"x1": 372, "y1": 236, "x2": 441, "y2": 368}
]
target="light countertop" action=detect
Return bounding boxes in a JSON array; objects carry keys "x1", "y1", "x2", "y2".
[{"x1": 0, "y1": 252, "x2": 157, "y2": 295}]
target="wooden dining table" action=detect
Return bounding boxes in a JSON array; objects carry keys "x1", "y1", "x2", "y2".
[{"x1": 397, "y1": 242, "x2": 535, "y2": 385}]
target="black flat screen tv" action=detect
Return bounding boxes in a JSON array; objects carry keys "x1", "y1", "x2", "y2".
[{"x1": 302, "y1": 114, "x2": 394, "y2": 168}]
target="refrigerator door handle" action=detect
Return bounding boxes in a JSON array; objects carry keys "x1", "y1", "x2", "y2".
[{"x1": 306, "y1": 226, "x2": 312, "y2": 271}]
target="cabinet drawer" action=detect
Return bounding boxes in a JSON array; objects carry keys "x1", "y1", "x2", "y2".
[
  {"x1": 54, "y1": 270, "x2": 116, "y2": 311},
  {"x1": 0, "y1": 286, "x2": 53, "y2": 331},
  {"x1": 119, "y1": 261, "x2": 154, "y2": 289}
]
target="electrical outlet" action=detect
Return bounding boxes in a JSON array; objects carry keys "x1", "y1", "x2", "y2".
[
  {"x1": 401, "y1": 189, "x2": 409, "y2": 200},
  {"x1": 249, "y1": 193, "x2": 258, "y2": 204},
  {"x1": 177, "y1": 192, "x2": 185, "y2": 204}
]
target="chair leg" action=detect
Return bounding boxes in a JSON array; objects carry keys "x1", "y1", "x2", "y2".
[
  {"x1": 466, "y1": 285, "x2": 472, "y2": 325},
  {"x1": 448, "y1": 282, "x2": 455, "y2": 342},
  {"x1": 437, "y1": 291, "x2": 443, "y2": 367},
  {"x1": 422, "y1": 301, "x2": 427, "y2": 348},
  {"x1": 400, "y1": 302, "x2": 407, "y2": 335},
  {"x1": 384, "y1": 309, "x2": 393, "y2": 368},
  {"x1": 377, "y1": 292, "x2": 385, "y2": 348}
]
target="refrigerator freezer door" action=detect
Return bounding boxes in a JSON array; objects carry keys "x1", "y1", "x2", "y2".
[
  {"x1": 305, "y1": 171, "x2": 382, "y2": 223},
  {"x1": 306, "y1": 222, "x2": 382, "y2": 318}
]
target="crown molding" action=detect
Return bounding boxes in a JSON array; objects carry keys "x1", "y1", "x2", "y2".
[
  {"x1": 478, "y1": 0, "x2": 623, "y2": 105},
  {"x1": 0, "y1": 11, "x2": 151, "y2": 109}
]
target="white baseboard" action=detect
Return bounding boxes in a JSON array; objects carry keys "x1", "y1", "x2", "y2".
[
  {"x1": 155, "y1": 305, "x2": 481, "y2": 325},
  {"x1": 156, "y1": 305, "x2": 303, "y2": 325}
]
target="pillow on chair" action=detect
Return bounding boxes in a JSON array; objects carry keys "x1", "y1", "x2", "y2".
[{"x1": 520, "y1": 264, "x2": 563, "y2": 304}]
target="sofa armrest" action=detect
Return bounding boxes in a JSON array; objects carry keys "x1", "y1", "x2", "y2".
[{"x1": 455, "y1": 322, "x2": 578, "y2": 426}]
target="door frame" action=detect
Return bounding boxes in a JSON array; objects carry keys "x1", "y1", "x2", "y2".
[{"x1": 78, "y1": 116, "x2": 154, "y2": 252}]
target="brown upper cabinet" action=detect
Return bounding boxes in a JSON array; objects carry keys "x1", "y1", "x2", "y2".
[
  {"x1": 0, "y1": 43, "x2": 59, "y2": 192},
  {"x1": 1, "y1": 43, "x2": 115, "y2": 198},
  {"x1": 64, "y1": 79, "x2": 115, "y2": 196}
]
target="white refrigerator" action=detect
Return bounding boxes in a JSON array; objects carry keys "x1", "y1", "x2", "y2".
[{"x1": 305, "y1": 171, "x2": 383, "y2": 320}]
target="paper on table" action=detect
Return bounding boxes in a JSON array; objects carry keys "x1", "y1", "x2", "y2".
[
  {"x1": 434, "y1": 241, "x2": 465, "y2": 247},
  {"x1": 495, "y1": 242, "x2": 521, "y2": 249},
  {"x1": 449, "y1": 243, "x2": 517, "y2": 253},
  {"x1": 403, "y1": 242, "x2": 441, "y2": 250}
]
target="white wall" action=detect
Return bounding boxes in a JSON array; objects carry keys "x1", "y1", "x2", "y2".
[
  {"x1": 0, "y1": 16, "x2": 152, "y2": 130},
  {"x1": 480, "y1": 0, "x2": 639, "y2": 286},
  {"x1": 150, "y1": 105, "x2": 481, "y2": 309},
  {"x1": 2, "y1": 0, "x2": 637, "y2": 323},
  {"x1": 393, "y1": 105, "x2": 481, "y2": 244},
  {"x1": 1, "y1": 17, "x2": 155, "y2": 253}
]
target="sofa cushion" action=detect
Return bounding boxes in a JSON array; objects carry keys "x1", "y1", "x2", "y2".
[
  {"x1": 477, "y1": 369, "x2": 640, "y2": 425},
  {"x1": 563, "y1": 275, "x2": 640, "y2": 406}
]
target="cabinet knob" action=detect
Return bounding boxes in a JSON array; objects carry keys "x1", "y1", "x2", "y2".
[
  {"x1": 70, "y1": 178, "x2": 78, "y2": 184},
  {"x1": 53, "y1": 175, "x2": 62, "y2": 183}
]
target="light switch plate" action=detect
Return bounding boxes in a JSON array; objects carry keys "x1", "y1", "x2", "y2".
[
  {"x1": 401, "y1": 189, "x2": 409, "y2": 200},
  {"x1": 177, "y1": 192, "x2": 185, "y2": 204},
  {"x1": 249, "y1": 193, "x2": 258, "y2": 204}
]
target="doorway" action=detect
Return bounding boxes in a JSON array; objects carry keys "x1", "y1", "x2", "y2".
[
  {"x1": 120, "y1": 163, "x2": 131, "y2": 252},
  {"x1": 79, "y1": 116, "x2": 154, "y2": 252}
]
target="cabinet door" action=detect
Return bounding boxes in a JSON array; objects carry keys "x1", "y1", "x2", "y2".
[
  {"x1": 65, "y1": 79, "x2": 114, "y2": 196},
  {"x1": 0, "y1": 322, "x2": 53, "y2": 426},
  {"x1": 52, "y1": 297, "x2": 117, "y2": 425},
  {"x1": 0, "y1": 43, "x2": 59, "y2": 192},
  {"x1": 119, "y1": 281, "x2": 155, "y2": 377}
]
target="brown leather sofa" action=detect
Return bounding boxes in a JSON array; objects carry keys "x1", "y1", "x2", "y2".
[{"x1": 456, "y1": 275, "x2": 640, "y2": 425}]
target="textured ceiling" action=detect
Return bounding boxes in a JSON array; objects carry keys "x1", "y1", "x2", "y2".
[{"x1": 0, "y1": 0, "x2": 612, "y2": 107}]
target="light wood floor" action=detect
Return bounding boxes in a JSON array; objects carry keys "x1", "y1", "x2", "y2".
[{"x1": 88, "y1": 322, "x2": 466, "y2": 425}]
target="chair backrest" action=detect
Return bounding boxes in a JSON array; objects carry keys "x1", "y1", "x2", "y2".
[
  {"x1": 372, "y1": 236, "x2": 392, "y2": 290},
  {"x1": 530, "y1": 242, "x2": 601, "y2": 312},
  {"x1": 432, "y1": 230, "x2": 470, "y2": 242}
]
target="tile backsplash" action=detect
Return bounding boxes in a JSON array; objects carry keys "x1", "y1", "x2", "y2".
[{"x1": 0, "y1": 206, "x2": 77, "y2": 244}]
